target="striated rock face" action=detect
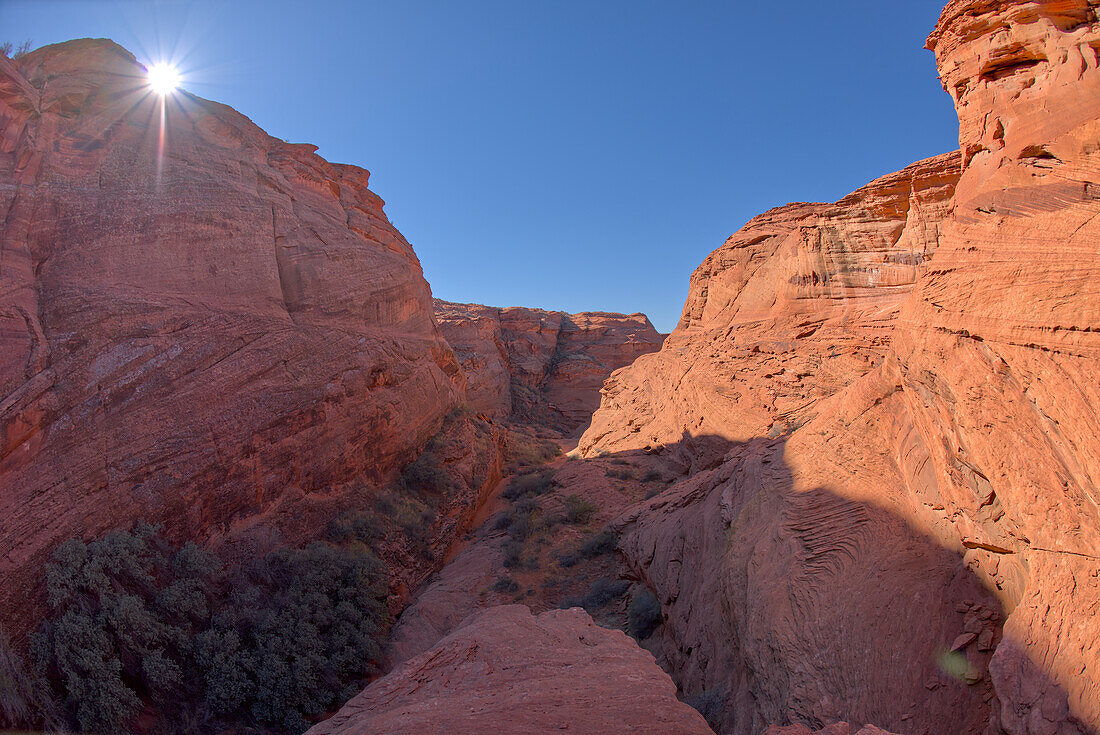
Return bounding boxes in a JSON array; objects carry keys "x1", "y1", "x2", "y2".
[
  {"x1": 0, "y1": 41, "x2": 468, "y2": 638},
  {"x1": 579, "y1": 2, "x2": 1100, "y2": 734},
  {"x1": 908, "y1": 2, "x2": 1100, "y2": 730},
  {"x1": 577, "y1": 152, "x2": 960, "y2": 457},
  {"x1": 434, "y1": 299, "x2": 664, "y2": 434},
  {"x1": 306, "y1": 605, "x2": 713, "y2": 735}
]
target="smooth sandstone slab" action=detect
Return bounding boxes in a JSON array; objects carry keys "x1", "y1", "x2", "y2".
[{"x1": 307, "y1": 605, "x2": 713, "y2": 735}]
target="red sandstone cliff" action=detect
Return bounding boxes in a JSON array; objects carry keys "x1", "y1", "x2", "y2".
[
  {"x1": 434, "y1": 300, "x2": 664, "y2": 435},
  {"x1": 577, "y1": 1, "x2": 1100, "y2": 733},
  {"x1": 0, "y1": 40, "x2": 478, "y2": 638}
]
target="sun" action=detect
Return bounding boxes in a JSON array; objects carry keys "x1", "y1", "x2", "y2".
[{"x1": 146, "y1": 63, "x2": 181, "y2": 95}]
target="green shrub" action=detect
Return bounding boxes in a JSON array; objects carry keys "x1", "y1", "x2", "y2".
[
  {"x1": 491, "y1": 576, "x2": 519, "y2": 594},
  {"x1": 563, "y1": 495, "x2": 597, "y2": 525},
  {"x1": 505, "y1": 433, "x2": 561, "y2": 470},
  {"x1": 605, "y1": 468, "x2": 634, "y2": 481},
  {"x1": 559, "y1": 577, "x2": 629, "y2": 611},
  {"x1": 395, "y1": 450, "x2": 455, "y2": 501},
  {"x1": 502, "y1": 469, "x2": 554, "y2": 500},
  {"x1": 685, "y1": 689, "x2": 726, "y2": 731},
  {"x1": 642, "y1": 470, "x2": 663, "y2": 483},
  {"x1": 554, "y1": 550, "x2": 581, "y2": 568},
  {"x1": 579, "y1": 530, "x2": 617, "y2": 559},
  {"x1": 34, "y1": 523, "x2": 389, "y2": 735},
  {"x1": 207, "y1": 542, "x2": 388, "y2": 731},
  {"x1": 325, "y1": 512, "x2": 384, "y2": 547},
  {"x1": 627, "y1": 588, "x2": 662, "y2": 640},
  {"x1": 0, "y1": 625, "x2": 58, "y2": 731}
]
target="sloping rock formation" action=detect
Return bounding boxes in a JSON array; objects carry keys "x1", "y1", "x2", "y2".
[
  {"x1": 306, "y1": 605, "x2": 713, "y2": 735},
  {"x1": 434, "y1": 300, "x2": 664, "y2": 434},
  {"x1": 578, "y1": 1, "x2": 1100, "y2": 734},
  {"x1": 0, "y1": 41, "x2": 471, "y2": 638},
  {"x1": 578, "y1": 152, "x2": 960, "y2": 457}
]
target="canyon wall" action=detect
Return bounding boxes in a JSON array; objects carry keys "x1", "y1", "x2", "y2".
[
  {"x1": 580, "y1": 1, "x2": 1100, "y2": 733},
  {"x1": 0, "y1": 40, "x2": 473, "y2": 639},
  {"x1": 434, "y1": 299, "x2": 664, "y2": 434}
]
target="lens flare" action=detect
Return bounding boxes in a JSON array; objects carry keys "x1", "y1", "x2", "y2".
[{"x1": 146, "y1": 63, "x2": 181, "y2": 95}]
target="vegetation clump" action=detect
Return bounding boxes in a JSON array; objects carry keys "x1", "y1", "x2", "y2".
[
  {"x1": 505, "y1": 432, "x2": 561, "y2": 471},
  {"x1": 0, "y1": 40, "x2": 33, "y2": 58},
  {"x1": 502, "y1": 469, "x2": 555, "y2": 500},
  {"x1": 559, "y1": 577, "x2": 629, "y2": 611},
  {"x1": 562, "y1": 495, "x2": 597, "y2": 525},
  {"x1": 579, "y1": 529, "x2": 617, "y2": 559},
  {"x1": 626, "y1": 587, "x2": 662, "y2": 640},
  {"x1": 32, "y1": 522, "x2": 389, "y2": 735},
  {"x1": 685, "y1": 689, "x2": 727, "y2": 731}
]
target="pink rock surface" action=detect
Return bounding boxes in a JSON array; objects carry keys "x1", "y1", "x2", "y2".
[
  {"x1": 0, "y1": 40, "x2": 467, "y2": 637},
  {"x1": 577, "y1": 2, "x2": 1100, "y2": 734},
  {"x1": 306, "y1": 605, "x2": 713, "y2": 735},
  {"x1": 578, "y1": 152, "x2": 959, "y2": 456},
  {"x1": 435, "y1": 300, "x2": 664, "y2": 434}
]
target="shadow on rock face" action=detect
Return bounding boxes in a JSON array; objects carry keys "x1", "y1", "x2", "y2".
[{"x1": 594, "y1": 434, "x2": 1096, "y2": 735}]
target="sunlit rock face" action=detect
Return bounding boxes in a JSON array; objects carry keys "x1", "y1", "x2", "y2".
[
  {"x1": 578, "y1": 152, "x2": 961, "y2": 457},
  {"x1": 579, "y1": 1, "x2": 1100, "y2": 733},
  {"x1": 0, "y1": 40, "x2": 466, "y2": 637},
  {"x1": 305, "y1": 605, "x2": 714, "y2": 735},
  {"x1": 908, "y1": 1, "x2": 1100, "y2": 730},
  {"x1": 434, "y1": 300, "x2": 664, "y2": 435}
]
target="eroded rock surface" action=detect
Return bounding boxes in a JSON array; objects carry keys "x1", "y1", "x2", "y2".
[
  {"x1": 435, "y1": 300, "x2": 664, "y2": 434},
  {"x1": 307, "y1": 605, "x2": 713, "y2": 735},
  {"x1": 578, "y1": 153, "x2": 960, "y2": 457},
  {"x1": 578, "y1": 2, "x2": 1100, "y2": 734},
  {"x1": 0, "y1": 40, "x2": 469, "y2": 637}
]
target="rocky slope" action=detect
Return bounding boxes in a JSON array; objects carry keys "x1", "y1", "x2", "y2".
[
  {"x1": 434, "y1": 300, "x2": 664, "y2": 435},
  {"x1": 574, "y1": 1, "x2": 1100, "y2": 734},
  {"x1": 306, "y1": 605, "x2": 713, "y2": 735},
  {"x1": 0, "y1": 40, "x2": 482, "y2": 640}
]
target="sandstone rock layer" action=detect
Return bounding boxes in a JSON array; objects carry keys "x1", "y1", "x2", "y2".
[
  {"x1": 0, "y1": 41, "x2": 465, "y2": 637},
  {"x1": 579, "y1": 2, "x2": 1100, "y2": 733},
  {"x1": 435, "y1": 300, "x2": 663, "y2": 434},
  {"x1": 306, "y1": 605, "x2": 713, "y2": 735}
]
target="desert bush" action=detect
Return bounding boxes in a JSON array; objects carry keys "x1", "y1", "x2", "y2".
[
  {"x1": 582, "y1": 577, "x2": 629, "y2": 607},
  {"x1": 491, "y1": 576, "x2": 519, "y2": 594},
  {"x1": 554, "y1": 550, "x2": 581, "y2": 568},
  {"x1": 0, "y1": 625, "x2": 58, "y2": 730},
  {"x1": 325, "y1": 512, "x2": 384, "y2": 547},
  {"x1": 34, "y1": 523, "x2": 389, "y2": 735},
  {"x1": 559, "y1": 577, "x2": 629, "y2": 611},
  {"x1": 33, "y1": 522, "x2": 217, "y2": 733},
  {"x1": 502, "y1": 469, "x2": 554, "y2": 500},
  {"x1": 562, "y1": 495, "x2": 597, "y2": 525},
  {"x1": 627, "y1": 588, "x2": 662, "y2": 640},
  {"x1": 0, "y1": 40, "x2": 32, "y2": 58},
  {"x1": 605, "y1": 468, "x2": 634, "y2": 481},
  {"x1": 395, "y1": 450, "x2": 454, "y2": 501},
  {"x1": 685, "y1": 689, "x2": 726, "y2": 731},
  {"x1": 505, "y1": 433, "x2": 561, "y2": 470},
  {"x1": 203, "y1": 542, "x2": 388, "y2": 731},
  {"x1": 642, "y1": 470, "x2": 663, "y2": 482},
  {"x1": 579, "y1": 529, "x2": 617, "y2": 559}
]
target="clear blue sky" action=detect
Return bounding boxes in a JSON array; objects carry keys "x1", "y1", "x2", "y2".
[{"x1": 2, "y1": 1, "x2": 957, "y2": 332}]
